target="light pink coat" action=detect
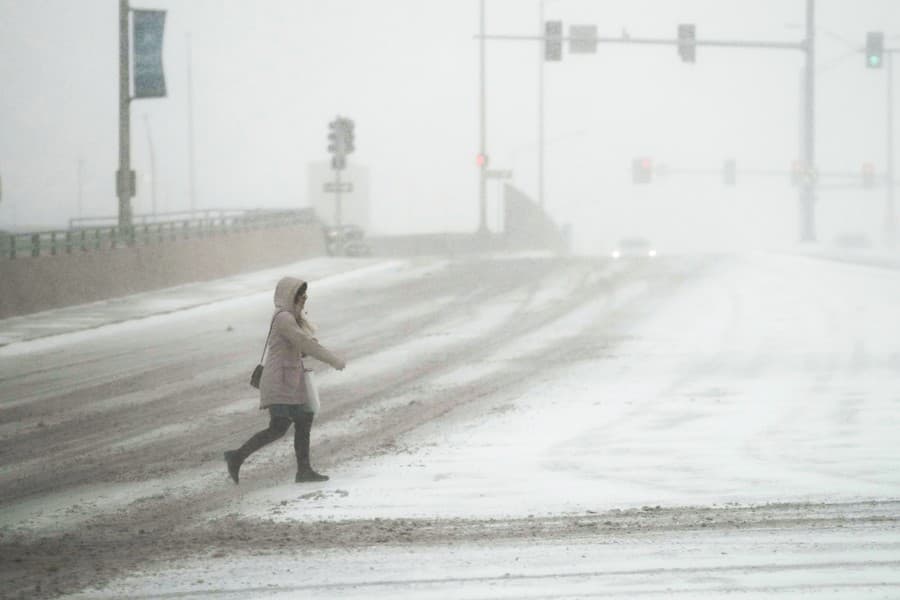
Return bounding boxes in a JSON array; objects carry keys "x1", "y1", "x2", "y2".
[{"x1": 258, "y1": 277, "x2": 344, "y2": 409}]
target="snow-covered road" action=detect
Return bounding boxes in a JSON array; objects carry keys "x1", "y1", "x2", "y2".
[{"x1": 1, "y1": 251, "x2": 898, "y2": 599}]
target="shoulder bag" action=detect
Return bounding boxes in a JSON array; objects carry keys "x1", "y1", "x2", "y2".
[{"x1": 249, "y1": 311, "x2": 285, "y2": 389}]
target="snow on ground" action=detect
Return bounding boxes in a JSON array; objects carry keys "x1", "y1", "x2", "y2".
[
  {"x1": 0, "y1": 257, "x2": 418, "y2": 534},
  {"x1": 69, "y1": 523, "x2": 900, "y2": 599},
  {"x1": 219, "y1": 253, "x2": 900, "y2": 525},
  {"x1": 0, "y1": 256, "x2": 404, "y2": 353},
  {"x1": 5, "y1": 250, "x2": 898, "y2": 598}
]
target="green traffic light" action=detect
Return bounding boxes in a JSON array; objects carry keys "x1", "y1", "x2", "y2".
[{"x1": 869, "y1": 54, "x2": 882, "y2": 67}]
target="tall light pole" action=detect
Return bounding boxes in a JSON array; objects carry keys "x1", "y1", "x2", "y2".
[
  {"x1": 478, "y1": 0, "x2": 488, "y2": 233},
  {"x1": 77, "y1": 158, "x2": 85, "y2": 219},
  {"x1": 186, "y1": 33, "x2": 197, "y2": 215},
  {"x1": 117, "y1": 0, "x2": 134, "y2": 233},
  {"x1": 800, "y1": 0, "x2": 817, "y2": 242},
  {"x1": 538, "y1": 0, "x2": 546, "y2": 210},
  {"x1": 142, "y1": 114, "x2": 158, "y2": 216},
  {"x1": 886, "y1": 51, "x2": 896, "y2": 246}
]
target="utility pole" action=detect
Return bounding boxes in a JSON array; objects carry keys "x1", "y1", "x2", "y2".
[
  {"x1": 186, "y1": 33, "x2": 197, "y2": 215},
  {"x1": 77, "y1": 159, "x2": 85, "y2": 219},
  {"x1": 478, "y1": 0, "x2": 488, "y2": 233},
  {"x1": 886, "y1": 51, "x2": 896, "y2": 246},
  {"x1": 800, "y1": 0, "x2": 817, "y2": 242},
  {"x1": 537, "y1": 0, "x2": 545, "y2": 210},
  {"x1": 117, "y1": 0, "x2": 134, "y2": 234},
  {"x1": 142, "y1": 114, "x2": 157, "y2": 216}
]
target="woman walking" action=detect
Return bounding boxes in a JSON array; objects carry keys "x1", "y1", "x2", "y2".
[{"x1": 225, "y1": 276, "x2": 346, "y2": 484}]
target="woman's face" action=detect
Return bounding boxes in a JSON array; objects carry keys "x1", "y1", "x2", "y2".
[{"x1": 293, "y1": 290, "x2": 307, "y2": 315}]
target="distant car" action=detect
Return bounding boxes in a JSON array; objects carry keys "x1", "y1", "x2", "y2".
[
  {"x1": 323, "y1": 225, "x2": 370, "y2": 257},
  {"x1": 343, "y1": 240, "x2": 372, "y2": 257},
  {"x1": 611, "y1": 237, "x2": 656, "y2": 259}
]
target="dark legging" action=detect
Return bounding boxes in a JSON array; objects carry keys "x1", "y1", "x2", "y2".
[{"x1": 235, "y1": 412, "x2": 314, "y2": 467}]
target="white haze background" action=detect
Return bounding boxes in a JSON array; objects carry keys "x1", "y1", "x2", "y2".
[{"x1": 0, "y1": 0, "x2": 898, "y2": 253}]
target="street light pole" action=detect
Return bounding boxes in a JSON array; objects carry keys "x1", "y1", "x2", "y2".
[
  {"x1": 142, "y1": 114, "x2": 157, "y2": 216},
  {"x1": 886, "y1": 52, "x2": 896, "y2": 246},
  {"x1": 800, "y1": 0, "x2": 817, "y2": 242},
  {"x1": 478, "y1": 0, "x2": 488, "y2": 233},
  {"x1": 117, "y1": 0, "x2": 134, "y2": 233},
  {"x1": 77, "y1": 158, "x2": 85, "y2": 219},
  {"x1": 538, "y1": 0, "x2": 545, "y2": 210},
  {"x1": 186, "y1": 33, "x2": 197, "y2": 215}
]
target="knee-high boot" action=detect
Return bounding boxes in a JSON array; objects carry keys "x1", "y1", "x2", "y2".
[
  {"x1": 225, "y1": 416, "x2": 290, "y2": 484},
  {"x1": 294, "y1": 412, "x2": 329, "y2": 482}
]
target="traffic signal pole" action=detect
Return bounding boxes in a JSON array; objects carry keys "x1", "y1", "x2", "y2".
[
  {"x1": 480, "y1": 33, "x2": 802, "y2": 51},
  {"x1": 478, "y1": 1, "x2": 818, "y2": 242},
  {"x1": 537, "y1": 0, "x2": 546, "y2": 210},
  {"x1": 886, "y1": 51, "x2": 896, "y2": 246},
  {"x1": 800, "y1": 0, "x2": 817, "y2": 242},
  {"x1": 326, "y1": 116, "x2": 355, "y2": 253},
  {"x1": 335, "y1": 168, "x2": 342, "y2": 237},
  {"x1": 478, "y1": 0, "x2": 488, "y2": 234}
]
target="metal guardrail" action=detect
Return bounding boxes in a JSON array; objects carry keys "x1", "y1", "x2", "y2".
[
  {"x1": 67, "y1": 208, "x2": 255, "y2": 229},
  {"x1": 1, "y1": 208, "x2": 317, "y2": 260}
]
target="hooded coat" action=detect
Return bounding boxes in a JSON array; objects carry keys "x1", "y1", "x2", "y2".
[{"x1": 258, "y1": 276, "x2": 344, "y2": 409}]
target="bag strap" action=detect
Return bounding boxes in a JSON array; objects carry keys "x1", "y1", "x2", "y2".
[{"x1": 259, "y1": 310, "x2": 289, "y2": 363}]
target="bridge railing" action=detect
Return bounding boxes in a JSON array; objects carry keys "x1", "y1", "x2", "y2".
[{"x1": 1, "y1": 208, "x2": 318, "y2": 260}]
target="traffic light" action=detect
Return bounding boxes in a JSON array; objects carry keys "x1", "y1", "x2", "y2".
[
  {"x1": 632, "y1": 157, "x2": 652, "y2": 184},
  {"x1": 327, "y1": 116, "x2": 355, "y2": 171},
  {"x1": 342, "y1": 119, "x2": 355, "y2": 155},
  {"x1": 723, "y1": 159, "x2": 736, "y2": 186},
  {"x1": 866, "y1": 32, "x2": 884, "y2": 69},
  {"x1": 545, "y1": 20, "x2": 562, "y2": 61},
  {"x1": 327, "y1": 119, "x2": 343, "y2": 155},
  {"x1": 862, "y1": 162, "x2": 876, "y2": 188},
  {"x1": 678, "y1": 24, "x2": 696, "y2": 63}
]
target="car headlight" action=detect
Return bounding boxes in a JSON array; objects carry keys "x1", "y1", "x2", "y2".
[
  {"x1": 648, "y1": 249, "x2": 657, "y2": 257},
  {"x1": 612, "y1": 250, "x2": 621, "y2": 259}
]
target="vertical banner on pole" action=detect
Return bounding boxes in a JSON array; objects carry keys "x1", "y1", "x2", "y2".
[{"x1": 133, "y1": 10, "x2": 167, "y2": 98}]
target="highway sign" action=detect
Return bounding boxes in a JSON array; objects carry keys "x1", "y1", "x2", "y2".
[{"x1": 324, "y1": 182, "x2": 354, "y2": 193}]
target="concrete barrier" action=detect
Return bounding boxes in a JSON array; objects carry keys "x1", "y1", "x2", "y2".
[
  {"x1": 0, "y1": 190, "x2": 563, "y2": 319},
  {"x1": 0, "y1": 224, "x2": 324, "y2": 319}
]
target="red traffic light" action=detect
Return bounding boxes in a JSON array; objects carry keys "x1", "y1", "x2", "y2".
[
  {"x1": 632, "y1": 157, "x2": 653, "y2": 184},
  {"x1": 476, "y1": 153, "x2": 488, "y2": 168}
]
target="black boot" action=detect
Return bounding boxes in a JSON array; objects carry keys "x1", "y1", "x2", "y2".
[
  {"x1": 224, "y1": 450, "x2": 241, "y2": 484},
  {"x1": 294, "y1": 412, "x2": 329, "y2": 483},
  {"x1": 295, "y1": 466, "x2": 329, "y2": 483},
  {"x1": 226, "y1": 416, "x2": 291, "y2": 484}
]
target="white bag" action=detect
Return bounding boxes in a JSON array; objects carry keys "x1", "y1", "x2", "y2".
[{"x1": 303, "y1": 369, "x2": 320, "y2": 414}]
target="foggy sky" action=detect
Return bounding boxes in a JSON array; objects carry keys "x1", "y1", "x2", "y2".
[{"x1": 0, "y1": 0, "x2": 898, "y2": 252}]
